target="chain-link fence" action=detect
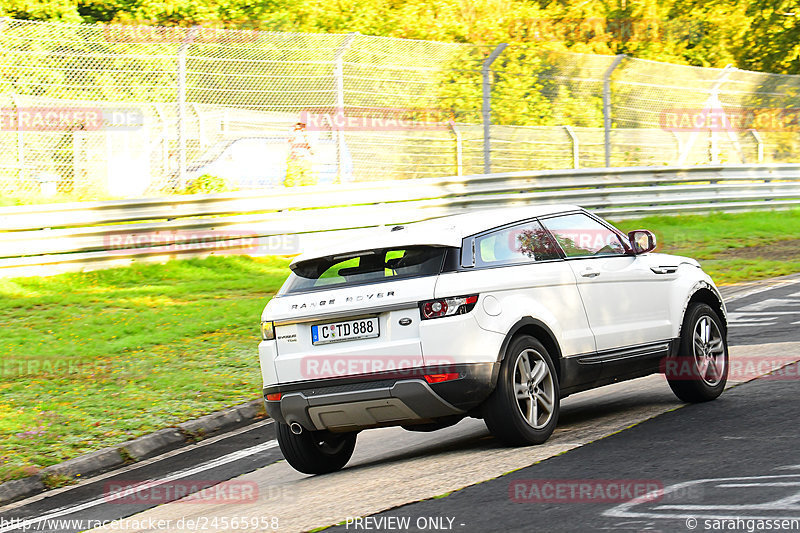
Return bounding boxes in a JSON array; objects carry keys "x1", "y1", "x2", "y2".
[{"x1": 1, "y1": 18, "x2": 799, "y2": 202}]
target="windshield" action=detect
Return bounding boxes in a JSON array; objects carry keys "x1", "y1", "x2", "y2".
[{"x1": 282, "y1": 246, "x2": 447, "y2": 294}]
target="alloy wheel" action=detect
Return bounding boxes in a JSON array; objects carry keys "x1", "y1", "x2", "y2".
[
  {"x1": 692, "y1": 315, "x2": 726, "y2": 386},
  {"x1": 513, "y1": 348, "x2": 556, "y2": 429}
]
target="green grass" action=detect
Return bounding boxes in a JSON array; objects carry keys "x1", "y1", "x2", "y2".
[
  {"x1": 612, "y1": 209, "x2": 800, "y2": 259},
  {"x1": 1, "y1": 209, "x2": 799, "y2": 483},
  {"x1": 699, "y1": 258, "x2": 800, "y2": 284},
  {"x1": 613, "y1": 209, "x2": 800, "y2": 284},
  {"x1": 0, "y1": 255, "x2": 289, "y2": 482}
]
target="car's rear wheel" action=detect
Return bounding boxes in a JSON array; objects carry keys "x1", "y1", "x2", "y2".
[
  {"x1": 484, "y1": 335, "x2": 560, "y2": 446},
  {"x1": 276, "y1": 423, "x2": 357, "y2": 475},
  {"x1": 666, "y1": 302, "x2": 728, "y2": 402}
]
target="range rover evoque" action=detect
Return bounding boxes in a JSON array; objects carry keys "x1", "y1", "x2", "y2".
[{"x1": 259, "y1": 205, "x2": 728, "y2": 474}]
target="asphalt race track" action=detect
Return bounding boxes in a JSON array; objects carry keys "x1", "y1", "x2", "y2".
[
  {"x1": 1, "y1": 277, "x2": 799, "y2": 533},
  {"x1": 725, "y1": 280, "x2": 800, "y2": 346},
  {"x1": 326, "y1": 356, "x2": 800, "y2": 532}
]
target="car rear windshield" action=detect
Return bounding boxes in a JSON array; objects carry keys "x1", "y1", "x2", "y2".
[{"x1": 282, "y1": 246, "x2": 447, "y2": 294}]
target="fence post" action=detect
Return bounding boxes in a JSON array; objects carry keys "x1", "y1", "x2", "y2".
[
  {"x1": 190, "y1": 103, "x2": 205, "y2": 149},
  {"x1": 482, "y1": 44, "x2": 507, "y2": 174},
  {"x1": 749, "y1": 129, "x2": 764, "y2": 164},
  {"x1": 10, "y1": 94, "x2": 24, "y2": 182},
  {"x1": 672, "y1": 131, "x2": 683, "y2": 165},
  {"x1": 603, "y1": 54, "x2": 625, "y2": 168},
  {"x1": 678, "y1": 65, "x2": 735, "y2": 165},
  {"x1": 449, "y1": 120, "x2": 463, "y2": 176},
  {"x1": 333, "y1": 33, "x2": 358, "y2": 180},
  {"x1": 153, "y1": 104, "x2": 169, "y2": 182},
  {"x1": 176, "y1": 33, "x2": 192, "y2": 190},
  {"x1": 563, "y1": 125, "x2": 579, "y2": 169},
  {"x1": 708, "y1": 67, "x2": 737, "y2": 165},
  {"x1": 177, "y1": 44, "x2": 187, "y2": 189},
  {"x1": 334, "y1": 33, "x2": 358, "y2": 111},
  {"x1": 709, "y1": 128, "x2": 719, "y2": 164}
]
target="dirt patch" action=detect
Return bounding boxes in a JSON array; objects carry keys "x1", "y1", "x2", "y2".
[{"x1": 714, "y1": 239, "x2": 800, "y2": 261}]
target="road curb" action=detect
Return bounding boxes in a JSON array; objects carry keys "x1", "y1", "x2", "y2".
[
  {"x1": 0, "y1": 398, "x2": 266, "y2": 507},
  {"x1": 42, "y1": 448, "x2": 126, "y2": 479}
]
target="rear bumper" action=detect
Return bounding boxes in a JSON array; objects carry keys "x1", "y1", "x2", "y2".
[{"x1": 263, "y1": 362, "x2": 497, "y2": 431}]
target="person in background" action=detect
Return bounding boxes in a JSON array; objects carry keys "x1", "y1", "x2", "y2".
[{"x1": 285, "y1": 122, "x2": 317, "y2": 186}]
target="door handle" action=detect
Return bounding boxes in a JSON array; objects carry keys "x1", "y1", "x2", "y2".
[
  {"x1": 580, "y1": 268, "x2": 601, "y2": 278},
  {"x1": 650, "y1": 266, "x2": 678, "y2": 274}
]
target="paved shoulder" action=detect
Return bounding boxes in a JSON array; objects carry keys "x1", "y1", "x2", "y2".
[
  {"x1": 333, "y1": 342, "x2": 800, "y2": 532},
  {"x1": 725, "y1": 277, "x2": 800, "y2": 346}
]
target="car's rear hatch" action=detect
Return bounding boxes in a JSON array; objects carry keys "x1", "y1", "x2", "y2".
[{"x1": 265, "y1": 245, "x2": 450, "y2": 384}]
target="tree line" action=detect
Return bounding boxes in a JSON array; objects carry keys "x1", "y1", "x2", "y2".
[{"x1": 1, "y1": 0, "x2": 797, "y2": 75}]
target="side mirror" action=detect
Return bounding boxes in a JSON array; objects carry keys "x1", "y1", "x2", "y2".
[{"x1": 628, "y1": 230, "x2": 657, "y2": 254}]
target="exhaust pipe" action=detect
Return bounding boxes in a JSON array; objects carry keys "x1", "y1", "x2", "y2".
[{"x1": 289, "y1": 422, "x2": 303, "y2": 435}]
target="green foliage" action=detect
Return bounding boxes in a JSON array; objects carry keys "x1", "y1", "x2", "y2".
[
  {"x1": 0, "y1": 0, "x2": 82, "y2": 22},
  {"x1": 739, "y1": 0, "x2": 800, "y2": 75},
  {"x1": 1, "y1": 0, "x2": 796, "y2": 74},
  {"x1": 183, "y1": 173, "x2": 228, "y2": 194}
]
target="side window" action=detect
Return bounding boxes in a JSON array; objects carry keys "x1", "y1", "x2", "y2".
[
  {"x1": 474, "y1": 220, "x2": 560, "y2": 267},
  {"x1": 541, "y1": 213, "x2": 626, "y2": 258}
]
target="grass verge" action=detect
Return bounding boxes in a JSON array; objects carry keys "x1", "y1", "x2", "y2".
[
  {"x1": 613, "y1": 209, "x2": 800, "y2": 283},
  {"x1": 1, "y1": 209, "x2": 799, "y2": 482},
  {"x1": 0, "y1": 255, "x2": 289, "y2": 482}
]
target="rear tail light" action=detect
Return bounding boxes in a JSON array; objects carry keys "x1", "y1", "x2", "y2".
[
  {"x1": 419, "y1": 294, "x2": 479, "y2": 320},
  {"x1": 424, "y1": 373, "x2": 460, "y2": 384},
  {"x1": 266, "y1": 393, "x2": 282, "y2": 401}
]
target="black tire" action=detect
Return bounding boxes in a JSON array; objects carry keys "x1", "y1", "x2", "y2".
[
  {"x1": 276, "y1": 423, "x2": 357, "y2": 475},
  {"x1": 666, "y1": 302, "x2": 728, "y2": 403},
  {"x1": 484, "y1": 335, "x2": 560, "y2": 446}
]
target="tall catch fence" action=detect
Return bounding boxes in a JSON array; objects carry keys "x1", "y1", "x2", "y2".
[{"x1": 0, "y1": 18, "x2": 799, "y2": 201}]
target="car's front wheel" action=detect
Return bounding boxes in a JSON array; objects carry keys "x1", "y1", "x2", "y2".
[
  {"x1": 484, "y1": 335, "x2": 560, "y2": 446},
  {"x1": 666, "y1": 302, "x2": 728, "y2": 402},
  {"x1": 276, "y1": 423, "x2": 357, "y2": 475}
]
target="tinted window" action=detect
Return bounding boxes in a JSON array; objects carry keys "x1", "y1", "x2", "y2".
[
  {"x1": 541, "y1": 213, "x2": 626, "y2": 258},
  {"x1": 282, "y1": 246, "x2": 446, "y2": 294},
  {"x1": 474, "y1": 220, "x2": 561, "y2": 267}
]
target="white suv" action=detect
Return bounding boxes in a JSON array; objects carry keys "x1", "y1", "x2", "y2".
[{"x1": 259, "y1": 205, "x2": 728, "y2": 474}]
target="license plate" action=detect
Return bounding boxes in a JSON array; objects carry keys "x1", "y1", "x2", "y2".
[{"x1": 311, "y1": 317, "x2": 380, "y2": 345}]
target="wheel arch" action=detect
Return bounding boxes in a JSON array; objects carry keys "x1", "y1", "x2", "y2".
[
  {"x1": 684, "y1": 285, "x2": 728, "y2": 336},
  {"x1": 498, "y1": 317, "x2": 563, "y2": 383}
]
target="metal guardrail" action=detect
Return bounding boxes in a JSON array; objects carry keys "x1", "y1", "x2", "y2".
[{"x1": 2, "y1": 164, "x2": 800, "y2": 278}]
